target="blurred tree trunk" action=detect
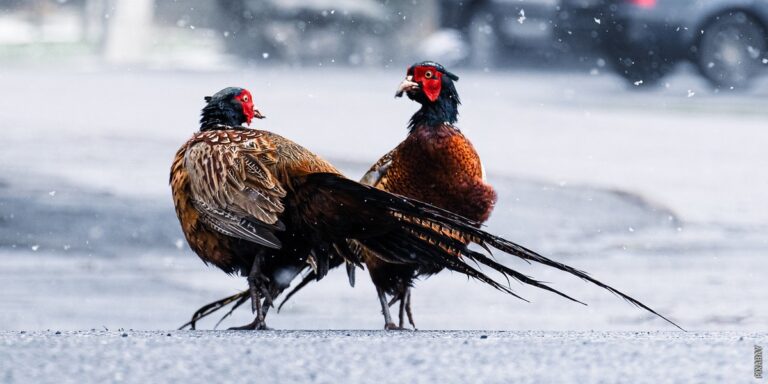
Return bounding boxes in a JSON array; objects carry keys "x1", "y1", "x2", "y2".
[{"x1": 103, "y1": 0, "x2": 154, "y2": 64}]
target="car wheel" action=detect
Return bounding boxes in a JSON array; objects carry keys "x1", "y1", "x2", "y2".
[
  {"x1": 467, "y1": 6, "x2": 500, "y2": 68},
  {"x1": 696, "y1": 12, "x2": 767, "y2": 90},
  {"x1": 612, "y1": 53, "x2": 675, "y2": 87}
]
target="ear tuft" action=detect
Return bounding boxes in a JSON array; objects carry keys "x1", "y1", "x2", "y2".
[{"x1": 204, "y1": 96, "x2": 212, "y2": 103}]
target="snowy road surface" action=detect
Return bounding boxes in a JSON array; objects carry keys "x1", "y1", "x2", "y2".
[
  {"x1": 1, "y1": 330, "x2": 764, "y2": 384},
  {"x1": 1, "y1": 164, "x2": 765, "y2": 332},
  {"x1": 1, "y1": 66, "x2": 767, "y2": 382},
  {"x1": 2, "y1": 65, "x2": 767, "y2": 225}
]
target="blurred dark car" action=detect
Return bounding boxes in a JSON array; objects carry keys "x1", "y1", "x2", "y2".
[
  {"x1": 216, "y1": 0, "x2": 392, "y2": 65},
  {"x1": 438, "y1": 0, "x2": 561, "y2": 67},
  {"x1": 558, "y1": 0, "x2": 768, "y2": 89}
]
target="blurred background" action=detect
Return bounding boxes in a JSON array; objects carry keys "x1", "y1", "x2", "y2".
[
  {"x1": 0, "y1": 0, "x2": 766, "y2": 331},
  {"x1": 4, "y1": 0, "x2": 768, "y2": 86}
]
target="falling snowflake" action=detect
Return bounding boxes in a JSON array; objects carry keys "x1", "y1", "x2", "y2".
[
  {"x1": 518, "y1": 9, "x2": 526, "y2": 24},
  {"x1": 687, "y1": 90, "x2": 695, "y2": 98},
  {"x1": 747, "y1": 46, "x2": 761, "y2": 59},
  {"x1": 175, "y1": 239, "x2": 184, "y2": 249},
  {"x1": 262, "y1": 52, "x2": 270, "y2": 59},
  {"x1": 31, "y1": 245, "x2": 39, "y2": 251},
  {"x1": 49, "y1": 191, "x2": 56, "y2": 197},
  {"x1": 594, "y1": 18, "x2": 601, "y2": 24},
  {"x1": 634, "y1": 80, "x2": 643, "y2": 86}
]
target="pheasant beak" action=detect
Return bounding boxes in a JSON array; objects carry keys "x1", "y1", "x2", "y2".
[
  {"x1": 395, "y1": 75, "x2": 420, "y2": 98},
  {"x1": 253, "y1": 108, "x2": 266, "y2": 120}
]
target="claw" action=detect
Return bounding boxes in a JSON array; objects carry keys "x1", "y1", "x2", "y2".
[
  {"x1": 228, "y1": 319, "x2": 271, "y2": 331},
  {"x1": 384, "y1": 323, "x2": 410, "y2": 331}
]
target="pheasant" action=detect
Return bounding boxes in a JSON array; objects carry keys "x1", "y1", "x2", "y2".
[
  {"x1": 278, "y1": 62, "x2": 495, "y2": 330},
  {"x1": 355, "y1": 61, "x2": 497, "y2": 329},
  {"x1": 173, "y1": 86, "x2": 681, "y2": 331}
]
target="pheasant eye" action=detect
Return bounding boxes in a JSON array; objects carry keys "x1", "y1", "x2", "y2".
[
  {"x1": 242, "y1": 95, "x2": 250, "y2": 103},
  {"x1": 424, "y1": 71, "x2": 433, "y2": 79}
]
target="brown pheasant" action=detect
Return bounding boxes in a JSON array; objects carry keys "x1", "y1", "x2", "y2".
[
  {"x1": 175, "y1": 86, "x2": 681, "y2": 331},
  {"x1": 357, "y1": 61, "x2": 497, "y2": 329},
  {"x1": 278, "y1": 62, "x2": 495, "y2": 329}
]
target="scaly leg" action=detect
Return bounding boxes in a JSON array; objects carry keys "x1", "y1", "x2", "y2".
[
  {"x1": 388, "y1": 288, "x2": 414, "y2": 330},
  {"x1": 229, "y1": 255, "x2": 270, "y2": 330},
  {"x1": 404, "y1": 289, "x2": 416, "y2": 330},
  {"x1": 378, "y1": 286, "x2": 405, "y2": 330}
]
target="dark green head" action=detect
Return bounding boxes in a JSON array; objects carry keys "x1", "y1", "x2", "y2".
[{"x1": 199, "y1": 87, "x2": 265, "y2": 130}]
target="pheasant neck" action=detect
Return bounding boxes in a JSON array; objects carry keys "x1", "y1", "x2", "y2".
[
  {"x1": 408, "y1": 96, "x2": 459, "y2": 131},
  {"x1": 200, "y1": 104, "x2": 245, "y2": 131}
]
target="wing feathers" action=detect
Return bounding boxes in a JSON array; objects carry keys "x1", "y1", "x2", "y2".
[
  {"x1": 185, "y1": 131, "x2": 287, "y2": 247},
  {"x1": 360, "y1": 148, "x2": 396, "y2": 187}
]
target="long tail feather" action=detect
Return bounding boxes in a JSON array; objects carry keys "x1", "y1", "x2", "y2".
[
  {"x1": 303, "y1": 173, "x2": 683, "y2": 330},
  {"x1": 484, "y1": 236, "x2": 684, "y2": 330},
  {"x1": 187, "y1": 173, "x2": 682, "y2": 330},
  {"x1": 178, "y1": 291, "x2": 248, "y2": 330},
  {"x1": 213, "y1": 294, "x2": 250, "y2": 329}
]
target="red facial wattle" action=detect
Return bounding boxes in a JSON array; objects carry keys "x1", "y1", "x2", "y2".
[
  {"x1": 235, "y1": 90, "x2": 255, "y2": 125},
  {"x1": 412, "y1": 66, "x2": 443, "y2": 102}
]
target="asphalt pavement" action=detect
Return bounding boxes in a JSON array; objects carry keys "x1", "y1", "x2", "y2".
[{"x1": 1, "y1": 330, "x2": 764, "y2": 384}]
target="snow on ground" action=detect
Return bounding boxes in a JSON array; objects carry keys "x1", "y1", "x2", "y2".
[
  {"x1": 1, "y1": 64, "x2": 767, "y2": 226},
  {"x1": 0, "y1": 64, "x2": 768, "y2": 331},
  {"x1": 1, "y1": 246, "x2": 765, "y2": 332},
  {"x1": 1, "y1": 330, "x2": 764, "y2": 384},
  {"x1": 0, "y1": 65, "x2": 766, "y2": 381}
]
